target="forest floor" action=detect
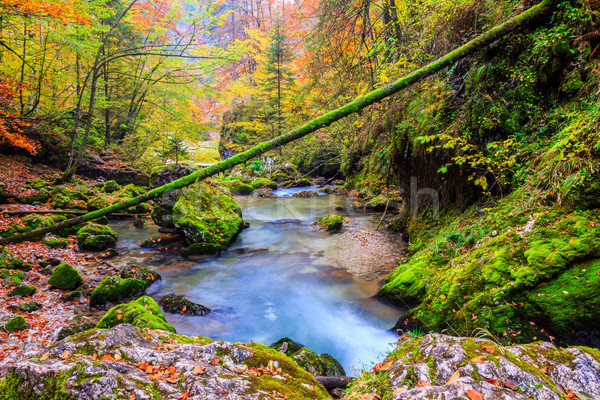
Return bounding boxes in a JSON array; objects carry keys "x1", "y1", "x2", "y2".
[{"x1": 0, "y1": 155, "x2": 133, "y2": 363}]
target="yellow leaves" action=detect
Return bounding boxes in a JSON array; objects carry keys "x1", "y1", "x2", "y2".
[{"x1": 40, "y1": 352, "x2": 50, "y2": 361}]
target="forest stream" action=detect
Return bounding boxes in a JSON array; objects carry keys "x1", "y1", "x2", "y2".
[{"x1": 109, "y1": 187, "x2": 405, "y2": 373}]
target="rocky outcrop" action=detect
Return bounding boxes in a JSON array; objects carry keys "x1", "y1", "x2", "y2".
[
  {"x1": 76, "y1": 158, "x2": 150, "y2": 186},
  {"x1": 0, "y1": 324, "x2": 331, "y2": 400},
  {"x1": 345, "y1": 333, "x2": 600, "y2": 400}
]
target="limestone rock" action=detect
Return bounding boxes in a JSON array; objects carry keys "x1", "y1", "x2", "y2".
[
  {"x1": 0, "y1": 324, "x2": 330, "y2": 400},
  {"x1": 346, "y1": 334, "x2": 600, "y2": 400}
]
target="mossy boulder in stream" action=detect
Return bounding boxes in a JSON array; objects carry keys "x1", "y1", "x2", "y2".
[
  {"x1": 158, "y1": 294, "x2": 210, "y2": 316},
  {"x1": 0, "y1": 324, "x2": 330, "y2": 400},
  {"x1": 269, "y1": 337, "x2": 345, "y2": 377},
  {"x1": 97, "y1": 296, "x2": 175, "y2": 333},
  {"x1": 291, "y1": 348, "x2": 346, "y2": 377},
  {"x1": 89, "y1": 276, "x2": 146, "y2": 307},
  {"x1": 314, "y1": 214, "x2": 344, "y2": 232},
  {"x1": 152, "y1": 176, "x2": 244, "y2": 255},
  {"x1": 76, "y1": 223, "x2": 117, "y2": 251},
  {"x1": 223, "y1": 179, "x2": 253, "y2": 195},
  {"x1": 47, "y1": 263, "x2": 82, "y2": 290},
  {"x1": 250, "y1": 177, "x2": 277, "y2": 190},
  {"x1": 119, "y1": 265, "x2": 161, "y2": 287}
]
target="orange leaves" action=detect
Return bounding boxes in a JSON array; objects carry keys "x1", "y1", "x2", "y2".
[
  {"x1": 135, "y1": 361, "x2": 181, "y2": 383},
  {"x1": 372, "y1": 362, "x2": 393, "y2": 372},
  {"x1": 482, "y1": 346, "x2": 495, "y2": 354}
]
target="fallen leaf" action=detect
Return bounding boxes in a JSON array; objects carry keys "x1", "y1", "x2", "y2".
[
  {"x1": 60, "y1": 351, "x2": 70, "y2": 360},
  {"x1": 486, "y1": 379, "x2": 501, "y2": 387},
  {"x1": 539, "y1": 366, "x2": 549, "y2": 374},
  {"x1": 210, "y1": 357, "x2": 220, "y2": 365},
  {"x1": 467, "y1": 389, "x2": 483, "y2": 400},
  {"x1": 482, "y1": 346, "x2": 495, "y2": 354},
  {"x1": 471, "y1": 356, "x2": 487, "y2": 364},
  {"x1": 192, "y1": 366, "x2": 205, "y2": 375},
  {"x1": 415, "y1": 381, "x2": 432, "y2": 387},
  {"x1": 504, "y1": 380, "x2": 518, "y2": 389},
  {"x1": 114, "y1": 354, "x2": 122, "y2": 361},
  {"x1": 40, "y1": 352, "x2": 49, "y2": 361},
  {"x1": 163, "y1": 376, "x2": 181, "y2": 384},
  {"x1": 446, "y1": 370, "x2": 461, "y2": 384}
]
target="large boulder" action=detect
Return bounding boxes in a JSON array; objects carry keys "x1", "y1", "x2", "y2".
[
  {"x1": 97, "y1": 296, "x2": 175, "y2": 333},
  {"x1": 345, "y1": 333, "x2": 600, "y2": 400},
  {"x1": 47, "y1": 263, "x2": 82, "y2": 290},
  {"x1": 0, "y1": 324, "x2": 330, "y2": 400},
  {"x1": 269, "y1": 338, "x2": 345, "y2": 377},
  {"x1": 151, "y1": 166, "x2": 244, "y2": 255}
]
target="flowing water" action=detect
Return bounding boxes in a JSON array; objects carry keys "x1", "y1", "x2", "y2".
[{"x1": 110, "y1": 187, "x2": 405, "y2": 374}]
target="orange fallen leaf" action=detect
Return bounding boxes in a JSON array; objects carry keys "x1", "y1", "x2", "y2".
[
  {"x1": 467, "y1": 389, "x2": 483, "y2": 400},
  {"x1": 192, "y1": 366, "x2": 205, "y2": 375},
  {"x1": 482, "y1": 346, "x2": 495, "y2": 354},
  {"x1": 486, "y1": 379, "x2": 501, "y2": 387},
  {"x1": 40, "y1": 352, "x2": 49, "y2": 361}
]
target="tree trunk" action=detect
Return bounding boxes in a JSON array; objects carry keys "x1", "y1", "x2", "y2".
[{"x1": 0, "y1": 0, "x2": 556, "y2": 246}]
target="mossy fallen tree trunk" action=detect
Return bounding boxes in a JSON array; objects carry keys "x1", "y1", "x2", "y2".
[{"x1": 0, "y1": 0, "x2": 556, "y2": 246}]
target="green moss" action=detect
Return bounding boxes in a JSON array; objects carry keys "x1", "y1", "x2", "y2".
[
  {"x1": 8, "y1": 301, "x2": 41, "y2": 313},
  {"x1": 3, "y1": 315, "x2": 29, "y2": 332},
  {"x1": 250, "y1": 177, "x2": 277, "y2": 190},
  {"x1": 48, "y1": 263, "x2": 83, "y2": 290},
  {"x1": 103, "y1": 180, "x2": 121, "y2": 194},
  {"x1": 292, "y1": 348, "x2": 345, "y2": 376},
  {"x1": 87, "y1": 197, "x2": 110, "y2": 212},
  {"x1": 22, "y1": 214, "x2": 55, "y2": 230},
  {"x1": 119, "y1": 266, "x2": 161, "y2": 287},
  {"x1": 97, "y1": 296, "x2": 176, "y2": 333},
  {"x1": 314, "y1": 214, "x2": 344, "y2": 232},
  {"x1": 224, "y1": 179, "x2": 254, "y2": 195},
  {"x1": 245, "y1": 343, "x2": 330, "y2": 399},
  {"x1": 76, "y1": 223, "x2": 118, "y2": 251},
  {"x1": 0, "y1": 370, "x2": 77, "y2": 400},
  {"x1": 42, "y1": 236, "x2": 69, "y2": 249},
  {"x1": 171, "y1": 182, "x2": 243, "y2": 253},
  {"x1": 1, "y1": 274, "x2": 22, "y2": 286},
  {"x1": 8, "y1": 284, "x2": 37, "y2": 297},
  {"x1": 90, "y1": 276, "x2": 146, "y2": 307}
]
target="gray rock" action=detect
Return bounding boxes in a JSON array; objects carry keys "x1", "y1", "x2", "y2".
[
  {"x1": 347, "y1": 334, "x2": 600, "y2": 400},
  {"x1": 0, "y1": 324, "x2": 330, "y2": 400}
]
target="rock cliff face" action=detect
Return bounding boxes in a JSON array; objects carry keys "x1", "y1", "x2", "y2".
[
  {"x1": 345, "y1": 334, "x2": 600, "y2": 400},
  {"x1": 0, "y1": 324, "x2": 330, "y2": 400}
]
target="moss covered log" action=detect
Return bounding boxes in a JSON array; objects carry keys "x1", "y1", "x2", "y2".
[{"x1": 0, "y1": 0, "x2": 557, "y2": 246}]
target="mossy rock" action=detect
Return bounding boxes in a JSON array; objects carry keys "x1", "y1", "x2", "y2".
[
  {"x1": 47, "y1": 263, "x2": 82, "y2": 290},
  {"x1": 1, "y1": 274, "x2": 22, "y2": 287},
  {"x1": 1, "y1": 314, "x2": 29, "y2": 332},
  {"x1": 117, "y1": 184, "x2": 146, "y2": 198},
  {"x1": 103, "y1": 180, "x2": 121, "y2": 193},
  {"x1": 140, "y1": 233, "x2": 182, "y2": 248},
  {"x1": 22, "y1": 214, "x2": 54, "y2": 230},
  {"x1": 86, "y1": 197, "x2": 110, "y2": 211},
  {"x1": 0, "y1": 248, "x2": 23, "y2": 270},
  {"x1": 269, "y1": 337, "x2": 305, "y2": 357},
  {"x1": 19, "y1": 189, "x2": 51, "y2": 204},
  {"x1": 25, "y1": 177, "x2": 49, "y2": 190},
  {"x1": 0, "y1": 270, "x2": 23, "y2": 279},
  {"x1": 76, "y1": 223, "x2": 117, "y2": 251},
  {"x1": 134, "y1": 202, "x2": 152, "y2": 213},
  {"x1": 282, "y1": 178, "x2": 312, "y2": 188},
  {"x1": 314, "y1": 214, "x2": 344, "y2": 232},
  {"x1": 8, "y1": 284, "x2": 37, "y2": 297},
  {"x1": 250, "y1": 177, "x2": 277, "y2": 190},
  {"x1": 119, "y1": 265, "x2": 161, "y2": 287},
  {"x1": 42, "y1": 236, "x2": 69, "y2": 249},
  {"x1": 8, "y1": 301, "x2": 41, "y2": 313},
  {"x1": 171, "y1": 182, "x2": 244, "y2": 254},
  {"x1": 61, "y1": 283, "x2": 93, "y2": 302},
  {"x1": 225, "y1": 179, "x2": 254, "y2": 195},
  {"x1": 89, "y1": 276, "x2": 146, "y2": 307},
  {"x1": 291, "y1": 347, "x2": 346, "y2": 376},
  {"x1": 97, "y1": 296, "x2": 176, "y2": 333},
  {"x1": 158, "y1": 294, "x2": 210, "y2": 316}
]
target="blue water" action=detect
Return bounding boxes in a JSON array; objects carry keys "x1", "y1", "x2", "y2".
[{"x1": 111, "y1": 191, "x2": 403, "y2": 374}]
